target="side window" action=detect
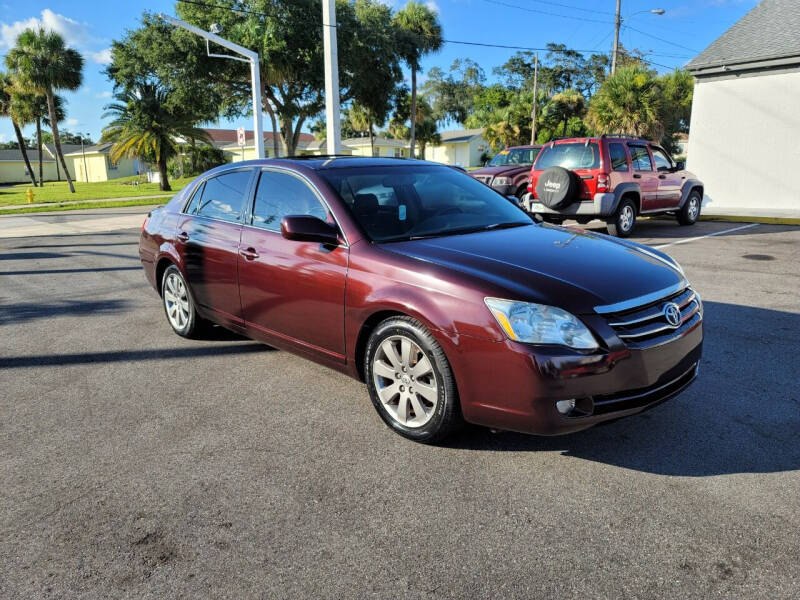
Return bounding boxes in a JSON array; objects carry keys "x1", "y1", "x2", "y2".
[
  {"x1": 609, "y1": 143, "x2": 629, "y2": 171},
  {"x1": 251, "y1": 171, "x2": 329, "y2": 231},
  {"x1": 629, "y1": 145, "x2": 653, "y2": 171},
  {"x1": 195, "y1": 170, "x2": 252, "y2": 222},
  {"x1": 651, "y1": 147, "x2": 673, "y2": 171},
  {"x1": 183, "y1": 181, "x2": 204, "y2": 214}
]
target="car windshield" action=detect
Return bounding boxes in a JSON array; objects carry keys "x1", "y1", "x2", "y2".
[
  {"x1": 535, "y1": 142, "x2": 601, "y2": 170},
  {"x1": 488, "y1": 147, "x2": 540, "y2": 167},
  {"x1": 320, "y1": 165, "x2": 532, "y2": 243}
]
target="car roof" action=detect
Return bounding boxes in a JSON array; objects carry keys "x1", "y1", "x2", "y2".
[
  {"x1": 226, "y1": 156, "x2": 445, "y2": 171},
  {"x1": 505, "y1": 144, "x2": 543, "y2": 150}
]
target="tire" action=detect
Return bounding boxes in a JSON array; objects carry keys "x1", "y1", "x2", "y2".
[
  {"x1": 677, "y1": 190, "x2": 701, "y2": 226},
  {"x1": 515, "y1": 184, "x2": 528, "y2": 201},
  {"x1": 606, "y1": 198, "x2": 637, "y2": 237},
  {"x1": 161, "y1": 265, "x2": 207, "y2": 339},
  {"x1": 535, "y1": 166, "x2": 579, "y2": 210},
  {"x1": 364, "y1": 316, "x2": 462, "y2": 443}
]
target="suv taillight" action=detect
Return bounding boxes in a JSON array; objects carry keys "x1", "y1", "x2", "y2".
[{"x1": 596, "y1": 173, "x2": 609, "y2": 192}]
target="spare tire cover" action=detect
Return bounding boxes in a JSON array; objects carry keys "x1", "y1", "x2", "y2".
[{"x1": 535, "y1": 166, "x2": 578, "y2": 210}]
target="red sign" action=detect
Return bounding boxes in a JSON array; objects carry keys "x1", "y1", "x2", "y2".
[{"x1": 237, "y1": 127, "x2": 246, "y2": 147}]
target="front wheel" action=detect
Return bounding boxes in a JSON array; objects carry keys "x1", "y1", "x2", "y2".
[
  {"x1": 607, "y1": 198, "x2": 636, "y2": 237},
  {"x1": 364, "y1": 316, "x2": 461, "y2": 443},
  {"x1": 677, "y1": 190, "x2": 701, "y2": 226}
]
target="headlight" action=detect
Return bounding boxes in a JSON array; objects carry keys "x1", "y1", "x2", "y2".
[
  {"x1": 484, "y1": 298, "x2": 599, "y2": 350},
  {"x1": 493, "y1": 177, "x2": 511, "y2": 186}
]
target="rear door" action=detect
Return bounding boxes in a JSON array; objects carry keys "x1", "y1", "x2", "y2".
[
  {"x1": 176, "y1": 168, "x2": 255, "y2": 327},
  {"x1": 651, "y1": 146, "x2": 682, "y2": 209},
  {"x1": 627, "y1": 144, "x2": 659, "y2": 211},
  {"x1": 238, "y1": 168, "x2": 348, "y2": 361}
]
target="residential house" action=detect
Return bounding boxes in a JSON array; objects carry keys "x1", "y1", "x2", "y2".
[
  {"x1": 207, "y1": 128, "x2": 316, "y2": 161},
  {"x1": 425, "y1": 129, "x2": 489, "y2": 168},
  {"x1": 64, "y1": 142, "x2": 147, "y2": 183},
  {"x1": 685, "y1": 0, "x2": 800, "y2": 217},
  {"x1": 0, "y1": 143, "x2": 83, "y2": 184}
]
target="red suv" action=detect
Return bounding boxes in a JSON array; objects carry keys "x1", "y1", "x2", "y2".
[{"x1": 523, "y1": 135, "x2": 703, "y2": 237}]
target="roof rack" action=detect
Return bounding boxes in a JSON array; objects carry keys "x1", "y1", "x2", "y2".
[{"x1": 599, "y1": 133, "x2": 647, "y2": 140}]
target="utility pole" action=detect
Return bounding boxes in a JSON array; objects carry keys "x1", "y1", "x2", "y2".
[
  {"x1": 322, "y1": 0, "x2": 342, "y2": 155},
  {"x1": 159, "y1": 14, "x2": 264, "y2": 159},
  {"x1": 530, "y1": 53, "x2": 539, "y2": 145},
  {"x1": 611, "y1": 0, "x2": 622, "y2": 75}
]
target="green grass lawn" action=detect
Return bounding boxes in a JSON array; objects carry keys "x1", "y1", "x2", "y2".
[{"x1": 0, "y1": 176, "x2": 192, "y2": 208}]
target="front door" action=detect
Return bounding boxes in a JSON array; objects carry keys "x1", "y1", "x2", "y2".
[
  {"x1": 628, "y1": 144, "x2": 659, "y2": 212},
  {"x1": 177, "y1": 168, "x2": 255, "y2": 326},
  {"x1": 651, "y1": 146, "x2": 683, "y2": 210},
  {"x1": 238, "y1": 168, "x2": 348, "y2": 361}
]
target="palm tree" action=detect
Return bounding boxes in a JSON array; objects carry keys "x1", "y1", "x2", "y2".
[
  {"x1": 543, "y1": 89, "x2": 586, "y2": 137},
  {"x1": 586, "y1": 65, "x2": 663, "y2": 139},
  {"x1": 5, "y1": 28, "x2": 83, "y2": 193},
  {"x1": 10, "y1": 90, "x2": 64, "y2": 187},
  {"x1": 101, "y1": 83, "x2": 210, "y2": 192},
  {"x1": 0, "y1": 72, "x2": 38, "y2": 186},
  {"x1": 392, "y1": 2, "x2": 442, "y2": 158}
]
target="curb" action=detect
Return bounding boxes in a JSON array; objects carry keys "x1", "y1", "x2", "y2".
[{"x1": 699, "y1": 215, "x2": 800, "y2": 226}]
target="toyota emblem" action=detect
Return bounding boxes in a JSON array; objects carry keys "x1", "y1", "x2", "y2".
[{"x1": 663, "y1": 302, "x2": 681, "y2": 327}]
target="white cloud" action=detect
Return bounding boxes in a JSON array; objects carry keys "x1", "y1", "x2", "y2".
[
  {"x1": 95, "y1": 91, "x2": 112, "y2": 99},
  {"x1": 91, "y1": 47, "x2": 112, "y2": 65},
  {"x1": 0, "y1": 9, "x2": 97, "y2": 49},
  {"x1": 426, "y1": 1, "x2": 440, "y2": 13},
  {"x1": 66, "y1": 118, "x2": 79, "y2": 127}
]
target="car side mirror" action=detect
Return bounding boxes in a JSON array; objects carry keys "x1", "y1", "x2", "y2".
[{"x1": 281, "y1": 215, "x2": 341, "y2": 245}]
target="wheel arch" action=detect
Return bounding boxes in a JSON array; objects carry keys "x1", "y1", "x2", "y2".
[
  {"x1": 612, "y1": 183, "x2": 642, "y2": 214},
  {"x1": 679, "y1": 180, "x2": 704, "y2": 208},
  {"x1": 353, "y1": 310, "x2": 410, "y2": 382},
  {"x1": 155, "y1": 256, "x2": 176, "y2": 297}
]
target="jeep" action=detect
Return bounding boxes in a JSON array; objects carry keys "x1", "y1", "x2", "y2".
[
  {"x1": 523, "y1": 135, "x2": 703, "y2": 237},
  {"x1": 470, "y1": 145, "x2": 542, "y2": 200}
]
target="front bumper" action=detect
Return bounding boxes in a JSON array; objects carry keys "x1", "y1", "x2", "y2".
[
  {"x1": 445, "y1": 317, "x2": 703, "y2": 435},
  {"x1": 491, "y1": 183, "x2": 515, "y2": 196},
  {"x1": 524, "y1": 192, "x2": 616, "y2": 217}
]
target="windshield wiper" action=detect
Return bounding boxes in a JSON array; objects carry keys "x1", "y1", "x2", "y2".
[{"x1": 407, "y1": 222, "x2": 529, "y2": 240}]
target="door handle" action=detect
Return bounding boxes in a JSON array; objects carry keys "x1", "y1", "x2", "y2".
[
  {"x1": 176, "y1": 231, "x2": 189, "y2": 242},
  {"x1": 633, "y1": 174, "x2": 642, "y2": 179},
  {"x1": 658, "y1": 174, "x2": 666, "y2": 179},
  {"x1": 240, "y1": 247, "x2": 259, "y2": 261}
]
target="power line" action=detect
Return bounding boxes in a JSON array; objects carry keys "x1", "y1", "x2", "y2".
[
  {"x1": 523, "y1": 0, "x2": 614, "y2": 16},
  {"x1": 480, "y1": 0, "x2": 614, "y2": 25},
  {"x1": 171, "y1": 0, "x2": 683, "y2": 69},
  {"x1": 624, "y1": 24, "x2": 700, "y2": 53}
]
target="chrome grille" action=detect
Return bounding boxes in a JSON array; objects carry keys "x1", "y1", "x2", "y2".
[
  {"x1": 473, "y1": 175, "x2": 493, "y2": 185},
  {"x1": 605, "y1": 287, "x2": 702, "y2": 349}
]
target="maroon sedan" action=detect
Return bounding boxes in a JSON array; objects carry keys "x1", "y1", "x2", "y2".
[{"x1": 139, "y1": 157, "x2": 702, "y2": 443}]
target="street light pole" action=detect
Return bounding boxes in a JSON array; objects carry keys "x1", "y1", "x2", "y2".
[
  {"x1": 530, "y1": 53, "x2": 539, "y2": 145},
  {"x1": 322, "y1": 0, "x2": 342, "y2": 155},
  {"x1": 611, "y1": 4, "x2": 665, "y2": 75},
  {"x1": 159, "y1": 14, "x2": 265, "y2": 159}
]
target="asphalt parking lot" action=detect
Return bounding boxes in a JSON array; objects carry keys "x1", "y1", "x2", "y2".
[{"x1": 1, "y1": 207, "x2": 798, "y2": 598}]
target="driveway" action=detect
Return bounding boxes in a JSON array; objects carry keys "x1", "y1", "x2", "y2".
[{"x1": 1, "y1": 208, "x2": 798, "y2": 598}]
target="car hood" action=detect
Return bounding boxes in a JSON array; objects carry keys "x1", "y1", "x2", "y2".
[
  {"x1": 384, "y1": 224, "x2": 686, "y2": 314},
  {"x1": 470, "y1": 165, "x2": 531, "y2": 178}
]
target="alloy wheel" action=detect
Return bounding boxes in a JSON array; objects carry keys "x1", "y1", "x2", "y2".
[
  {"x1": 620, "y1": 205, "x2": 634, "y2": 232},
  {"x1": 164, "y1": 272, "x2": 190, "y2": 331},
  {"x1": 688, "y1": 197, "x2": 699, "y2": 221},
  {"x1": 372, "y1": 335, "x2": 438, "y2": 428}
]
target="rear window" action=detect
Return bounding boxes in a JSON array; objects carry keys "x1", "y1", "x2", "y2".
[{"x1": 535, "y1": 142, "x2": 601, "y2": 170}]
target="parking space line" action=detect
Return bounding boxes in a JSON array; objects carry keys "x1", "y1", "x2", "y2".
[{"x1": 652, "y1": 223, "x2": 759, "y2": 249}]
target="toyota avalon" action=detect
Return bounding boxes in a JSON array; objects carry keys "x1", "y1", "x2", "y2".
[{"x1": 139, "y1": 157, "x2": 702, "y2": 443}]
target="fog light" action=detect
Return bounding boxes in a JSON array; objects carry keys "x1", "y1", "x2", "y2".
[{"x1": 556, "y1": 399, "x2": 576, "y2": 415}]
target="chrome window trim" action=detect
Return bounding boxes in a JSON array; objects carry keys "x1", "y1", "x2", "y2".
[
  {"x1": 594, "y1": 280, "x2": 689, "y2": 314},
  {"x1": 247, "y1": 166, "x2": 350, "y2": 248}
]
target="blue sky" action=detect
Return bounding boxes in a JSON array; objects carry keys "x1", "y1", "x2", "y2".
[{"x1": 0, "y1": 0, "x2": 758, "y2": 145}]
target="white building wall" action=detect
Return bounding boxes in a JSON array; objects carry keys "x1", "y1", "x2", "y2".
[{"x1": 686, "y1": 70, "x2": 800, "y2": 217}]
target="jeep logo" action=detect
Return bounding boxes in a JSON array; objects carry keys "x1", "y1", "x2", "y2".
[{"x1": 543, "y1": 180, "x2": 562, "y2": 192}]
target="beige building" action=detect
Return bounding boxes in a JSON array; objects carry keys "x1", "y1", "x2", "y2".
[
  {"x1": 425, "y1": 129, "x2": 489, "y2": 168},
  {"x1": 0, "y1": 144, "x2": 84, "y2": 184},
  {"x1": 686, "y1": 0, "x2": 800, "y2": 217},
  {"x1": 64, "y1": 142, "x2": 147, "y2": 183}
]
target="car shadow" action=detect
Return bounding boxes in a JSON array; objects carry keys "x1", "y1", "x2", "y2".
[
  {"x1": 445, "y1": 301, "x2": 800, "y2": 477},
  {"x1": 0, "y1": 298, "x2": 131, "y2": 326}
]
